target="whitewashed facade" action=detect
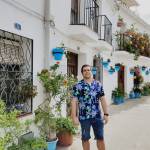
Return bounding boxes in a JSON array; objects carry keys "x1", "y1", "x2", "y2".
[{"x1": 0, "y1": 0, "x2": 150, "y2": 122}]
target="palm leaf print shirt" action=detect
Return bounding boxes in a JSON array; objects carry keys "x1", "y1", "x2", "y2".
[{"x1": 72, "y1": 80, "x2": 105, "y2": 120}]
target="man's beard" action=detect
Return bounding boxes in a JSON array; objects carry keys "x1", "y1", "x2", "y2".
[{"x1": 84, "y1": 75, "x2": 91, "y2": 79}]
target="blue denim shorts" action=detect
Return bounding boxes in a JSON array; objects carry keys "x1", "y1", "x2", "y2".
[{"x1": 80, "y1": 118, "x2": 104, "y2": 141}]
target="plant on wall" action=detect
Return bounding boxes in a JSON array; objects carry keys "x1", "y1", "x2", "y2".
[
  {"x1": 117, "y1": 15, "x2": 125, "y2": 27},
  {"x1": 116, "y1": 25, "x2": 150, "y2": 60}
]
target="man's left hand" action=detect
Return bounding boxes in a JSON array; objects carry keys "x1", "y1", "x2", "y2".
[{"x1": 103, "y1": 115, "x2": 109, "y2": 124}]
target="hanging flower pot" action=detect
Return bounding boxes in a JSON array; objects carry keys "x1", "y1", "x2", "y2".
[
  {"x1": 115, "y1": 63, "x2": 120, "y2": 72},
  {"x1": 107, "y1": 59, "x2": 111, "y2": 63},
  {"x1": 117, "y1": 16, "x2": 125, "y2": 27},
  {"x1": 52, "y1": 47, "x2": 64, "y2": 61},
  {"x1": 92, "y1": 67, "x2": 97, "y2": 75},
  {"x1": 108, "y1": 67, "x2": 115, "y2": 75},
  {"x1": 130, "y1": 68, "x2": 134, "y2": 76},
  {"x1": 145, "y1": 70, "x2": 149, "y2": 75},
  {"x1": 141, "y1": 66, "x2": 146, "y2": 72},
  {"x1": 101, "y1": 59, "x2": 111, "y2": 69},
  {"x1": 102, "y1": 61, "x2": 109, "y2": 68}
]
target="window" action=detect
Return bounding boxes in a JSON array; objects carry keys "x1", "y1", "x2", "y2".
[{"x1": 0, "y1": 29, "x2": 33, "y2": 114}]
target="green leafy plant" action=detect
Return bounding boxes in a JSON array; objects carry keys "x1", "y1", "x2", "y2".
[
  {"x1": 56, "y1": 117, "x2": 77, "y2": 135},
  {"x1": 34, "y1": 102, "x2": 57, "y2": 141},
  {"x1": 0, "y1": 100, "x2": 32, "y2": 150},
  {"x1": 112, "y1": 88, "x2": 124, "y2": 98},
  {"x1": 142, "y1": 82, "x2": 150, "y2": 96},
  {"x1": 34, "y1": 64, "x2": 77, "y2": 141},
  {"x1": 7, "y1": 137, "x2": 47, "y2": 150},
  {"x1": 16, "y1": 78, "x2": 37, "y2": 103},
  {"x1": 116, "y1": 25, "x2": 150, "y2": 60}
]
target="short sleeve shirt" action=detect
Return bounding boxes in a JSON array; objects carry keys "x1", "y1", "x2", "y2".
[{"x1": 72, "y1": 79, "x2": 105, "y2": 120}]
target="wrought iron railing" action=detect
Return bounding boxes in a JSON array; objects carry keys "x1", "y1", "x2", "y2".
[
  {"x1": 0, "y1": 29, "x2": 33, "y2": 114},
  {"x1": 116, "y1": 33, "x2": 150, "y2": 58},
  {"x1": 70, "y1": 0, "x2": 112, "y2": 44},
  {"x1": 98, "y1": 15, "x2": 112, "y2": 45}
]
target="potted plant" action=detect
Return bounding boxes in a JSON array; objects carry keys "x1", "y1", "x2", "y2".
[
  {"x1": 145, "y1": 70, "x2": 149, "y2": 75},
  {"x1": 133, "y1": 87, "x2": 142, "y2": 98},
  {"x1": 115, "y1": 63, "x2": 121, "y2": 72},
  {"x1": 133, "y1": 74, "x2": 144, "y2": 98},
  {"x1": 142, "y1": 82, "x2": 150, "y2": 96},
  {"x1": 52, "y1": 47, "x2": 64, "y2": 61},
  {"x1": 34, "y1": 102, "x2": 58, "y2": 150},
  {"x1": 15, "y1": 79, "x2": 37, "y2": 111},
  {"x1": 101, "y1": 59, "x2": 111, "y2": 69},
  {"x1": 112, "y1": 88, "x2": 125, "y2": 105},
  {"x1": 35, "y1": 64, "x2": 76, "y2": 149},
  {"x1": 108, "y1": 66, "x2": 115, "y2": 75},
  {"x1": 56, "y1": 117, "x2": 77, "y2": 146},
  {"x1": 92, "y1": 67, "x2": 97, "y2": 75},
  {"x1": 117, "y1": 16, "x2": 124, "y2": 27},
  {"x1": 0, "y1": 100, "x2": 44, "y2": 150},
  {"x1": 130, "y1": 68, "x2": 135, "y2": 76},
  {"x1": 141, "y1": 66, "x2": 146, "y2": 72},
  {"x1": 129, "y1": 90, "x2": 135, "y2": 99},
  {"x1": 52, "y1": 43, "x2": 67, "y2": 61}
]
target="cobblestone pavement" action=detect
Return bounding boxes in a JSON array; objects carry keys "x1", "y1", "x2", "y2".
[{"x1": 57, "y1": 96, "x2": 150, "y2": 150}]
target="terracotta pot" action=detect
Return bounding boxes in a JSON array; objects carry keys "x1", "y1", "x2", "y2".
[
  {"x1": 57, "y1": 132, "x2": 73, "y2": 146},
  {"x1": 117, "y1": 21, "x2": 124, "y2": 27}
]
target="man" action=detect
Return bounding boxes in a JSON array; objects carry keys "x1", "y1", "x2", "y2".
[{"x1": 71, "y1": 64, "x2": 109, "y2": 150}]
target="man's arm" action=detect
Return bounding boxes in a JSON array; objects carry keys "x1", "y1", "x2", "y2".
[
  {"x1": 71, "y1": 97, "x2": 79, "y2": 126},
  {"x1": 100, "y1": 96, "x2": 109, "y2": 124}
]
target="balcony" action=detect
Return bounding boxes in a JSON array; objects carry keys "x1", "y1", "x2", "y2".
[
  {"x1": 68, "y1": 0, "x2": 112, "y2": 45},
  {"x1": 116, "y1": 33, "x2": 150, "y2": 59}
]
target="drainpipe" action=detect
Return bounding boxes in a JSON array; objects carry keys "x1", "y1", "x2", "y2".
[{"x1": 44, "y1": 0, "x2": 53, "y2": 69}]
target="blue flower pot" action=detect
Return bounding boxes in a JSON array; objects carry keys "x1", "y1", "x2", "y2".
[
  {"x1": 129, "y1": 92, "x2": 135, "y2": 99},
  {"x1": 130, "y1": 71, "x2": 134, "y2": 76},
  {"x1": 145, "y1": 70, "x2": 149, "y2": 75},
  {"x1": 115, "y1": 66, "x2": 120, "y2": 72},
  {"x1": 108, "y1": 68, "x2": 115, "y2": 75},
  {"x1": 92, "y1": 67, "x2": 97, "y2": 75},
  {"x1": 102, "y1": 61, "x2": 109, "y2": 69},
  {"x1": 47, "y1": 139, "x2": 58, "y2": 150},
  {"x1": 52, "y1": 48, "x2": 64, "y2": 61},
  {"x1": 113, "y1": 97, "x2": 124, "y2": 105},
  {"x1": 109, "y1": 70, "x2": 114, "y2": 75},
  {"x1": 134, "y1": 92, "x2": 141, "y2": 98},
  {"x1": 92, "y1": 70, "x2": 97, "y2": 75}
]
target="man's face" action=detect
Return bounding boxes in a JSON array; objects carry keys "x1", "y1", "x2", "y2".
[{"x1": 82, "y1": 66, "x2": 92, "y2": 79}]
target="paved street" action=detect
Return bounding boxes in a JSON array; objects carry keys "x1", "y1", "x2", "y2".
[{"x1": 58, "y1": 96, "x2": 150, "y2": 150}]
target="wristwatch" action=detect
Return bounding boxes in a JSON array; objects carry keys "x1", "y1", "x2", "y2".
[{"x1": 104, "y1": 113, "x2": 109, "y2": 116}]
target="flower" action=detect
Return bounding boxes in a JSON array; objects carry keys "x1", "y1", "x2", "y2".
[{"x1": 63, "y1": 79, "x2": 68, "y2": 87}]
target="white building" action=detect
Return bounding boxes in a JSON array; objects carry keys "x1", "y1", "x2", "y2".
[{"x1": 0, "y1": 0, "x2": 150, "y2": 122}]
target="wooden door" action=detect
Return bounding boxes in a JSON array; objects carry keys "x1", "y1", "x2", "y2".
[
  {"x1": 118, "y1": 65, "x2": 125, "y2": 93},
  {"x1": 67, "y1": 52, "x2": 78, "y2": 77}
]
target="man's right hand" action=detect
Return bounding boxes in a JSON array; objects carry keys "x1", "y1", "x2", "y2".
[{"x1": 72, "y1": 116, "x2": 79, "y2": 126}]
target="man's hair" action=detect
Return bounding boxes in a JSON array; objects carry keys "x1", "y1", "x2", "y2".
[{"x1": 81, "y1": 64, "x2": 91, "y2": 73}]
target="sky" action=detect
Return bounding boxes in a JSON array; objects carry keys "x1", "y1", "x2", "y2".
[{"x1": 135, "y1": 0, "x2": 150, "y2": 24}]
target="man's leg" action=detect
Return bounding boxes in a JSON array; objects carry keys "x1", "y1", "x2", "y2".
[
  {"x1": 82, "y1": 140, "x2": 90, "y2": 150},
  {"x1": 92, "y1": 118, "x2": 105, "y2": 150},
  {"x1": 80, "y1": 119, "x2": 91, "y2": 150},
  {"x1": 97, "y1": 139, "x2": 105, "y2": 150}
]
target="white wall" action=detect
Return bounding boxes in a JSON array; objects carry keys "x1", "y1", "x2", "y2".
[{"x1": 0, "y1": 0, "x2": 46, "y2": 112}]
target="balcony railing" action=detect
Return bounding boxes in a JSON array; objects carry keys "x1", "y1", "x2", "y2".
[
  {"x1": 116, "y1": 33, "x2": 150, "y2": 58},
  {"x1": 70, "y1": 0, "x2": 112, "y2": 44}
]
